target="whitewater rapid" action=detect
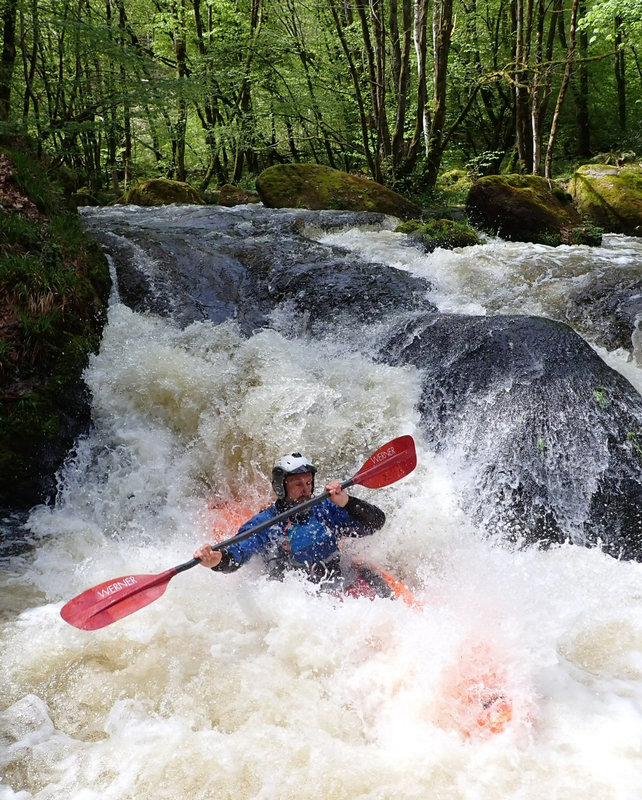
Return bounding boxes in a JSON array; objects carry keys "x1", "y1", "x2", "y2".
[{"x1": 2, "y1": 211, "x2": 642, "y2": 799}]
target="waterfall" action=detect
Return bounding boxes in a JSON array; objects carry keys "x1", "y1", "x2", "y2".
[{"x1": 2, "y1": 205, "x2": 642, "y2": 799}]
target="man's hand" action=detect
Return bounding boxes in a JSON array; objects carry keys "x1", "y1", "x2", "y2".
[
  {"x1": 325, "y1": 480, "x2": 349, "y2": 507},
  {"x1": 194, "y1": 543, "x2": 223, "y2": 568}
]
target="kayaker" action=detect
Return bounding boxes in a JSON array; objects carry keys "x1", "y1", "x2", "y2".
[{"x1": 194, "y1": 452, "x2": 393, "y2": 596}]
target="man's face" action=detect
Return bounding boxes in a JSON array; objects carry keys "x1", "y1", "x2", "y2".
[{"x1": 284, "y1": 472, "x2": 314, "y2": 504}]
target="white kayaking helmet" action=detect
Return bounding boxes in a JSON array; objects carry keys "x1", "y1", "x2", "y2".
[{"x1": 272, "y1": 452, "x2": 316, "y2": 499}]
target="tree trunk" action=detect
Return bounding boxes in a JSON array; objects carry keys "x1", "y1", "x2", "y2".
[
  {"x1": 370, "y1": 0, "x2": 392, "y2": 161},
  {"x1": 614, "y1": 15, "x2": 626, "y2": 132},
  {"x1": 530, "y1": 0, "x2": 545, "y2": 173},
  {"x1": 284, "y1": 0, "x2": 336, "y2": 168},
  {"x1": 232, "y1": 0, "x2": 263, "y2": 183},
  {"x1": 573, "y1": 0, "x2": 590, "y2": 156},
  {"x1": 544, "y1": 0, "x2": 580, "y2": 178},
  {"x1": 423, "y1": 0, "x2": 453, "y2": 189},
  {"x1": 192, "y1": 0, "x2": 229, "y2": 189},
  {"x1": 174, "y1": 0, "x2": 188, "y2": 182},
  {"x1": 0, "y1": 0, "x2": 18, "y2": 121},
  {"x1": 20, "y1": 0, "x2": 40, "y2": 134},
  {"x1": 409, "y1": 0, "x2": 429, "y2": 160},
  {"x1": 104, "y1": 0, "x2": 120, "y2": 194},
  {"x1": 390, "y1": 0, "x2": 413, "y2": 177},
  {"x1": 327, "y1": 0, "x2": 377, "y2": 178},
  {"x1": 514, "y1": 0, "x2": 534, "y2": 171},
  {"x1": 354, "y1": 0, "x2": 388, "y2": 181}
]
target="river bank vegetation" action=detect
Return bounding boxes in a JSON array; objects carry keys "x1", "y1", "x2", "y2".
[
  {"x1": 1, "y1": 0, "x2": 641, "y2": 202},
  {"x1": 0, "y1": 145, "x2": 110, "y2": 508}
]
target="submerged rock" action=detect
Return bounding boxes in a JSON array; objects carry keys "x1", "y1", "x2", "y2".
[
  {"x1": 377, "y1": 313, "x2": 642, "y2": 558},
  {"x1": 563, "y1": 271, "x2": 642, "y2": 353},
  {"x1": 81, "y1": 206, "x2": 433, "y2": 331}
]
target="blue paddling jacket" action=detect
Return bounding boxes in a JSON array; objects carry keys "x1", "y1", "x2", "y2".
[{"x1": 213, "y1": 496, "x2": 385, "y2": 581}]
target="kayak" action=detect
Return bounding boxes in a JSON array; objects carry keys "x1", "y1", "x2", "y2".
[
  {"x1": 345, "y1": 562, "x2": 513, "y2": 737},
  {"x1": 209, "y1": 498, "x2": 515, "y2": 738},
  {"x1": 343, "y1": 563, "x2": 419, "y2": 606},
  {"x1": 434, "y1": 642, "x2": 515, "y2": 738}
]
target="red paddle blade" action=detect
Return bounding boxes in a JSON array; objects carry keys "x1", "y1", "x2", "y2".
[
  {"x1": 60, "y1": 569, "x2": 177, "y2": 631},
  {"x1": 352, "y1": 434, "x2": 417, "y2": 489}
]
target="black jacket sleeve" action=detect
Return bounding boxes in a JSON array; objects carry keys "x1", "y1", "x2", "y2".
[
  {"x1": 344, "y1": 495, "x2": 386, "y2": 534},
  {"x1": 211, "y1": 549, "x2": 243, "y2": 572}
]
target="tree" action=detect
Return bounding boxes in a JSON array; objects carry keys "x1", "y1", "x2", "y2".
[
  {"x1": 0, "y1": 0, "x2": 18, "y2": 122},
  {"x1": 545, "y1": 0, "x2": 581, "y2": 177},
  {"x1": 423, "y1": 0, "x2": 454, "y2": 188},
  {"x1": 578, "y1": 0, "x2": 642, "y2": 150},
  {"x1": 2, "y1": 0, "x2": 640, "y2": 191}
]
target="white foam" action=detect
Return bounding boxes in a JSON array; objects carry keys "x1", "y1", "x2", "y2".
[{"x1": 3, "y1": 227, "x2": 642, "y2": 799}]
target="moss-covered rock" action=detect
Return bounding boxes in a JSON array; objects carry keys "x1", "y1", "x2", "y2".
[
  {"x1": 0, "y1": 149, "x2": 111, "y2": 508},
  {"x1": 256, "y1": 163, "x2": 422, "y2": 220},
  {"x1": 466, "y1": 173, "x2": 602, "y2": 246},
  {"x1": 396, "y1": 218, "x2": 480, "y2": 251},
  {"x1": 216, "y1": 184, "x2": 260, "y2": 207},
  {"x1": 568, "y1": 164, "x2": 642, "y2": 236},
  {"x1": 70, "y1": 187, "x2": 101, "y2": 208},
  {"x1": 435, "y1": 169, "x2": 473, "y2": 205},
  {"x1": 117, "y1": 178, "x2": 203, "y2": 206},
  {"x1": 202, "y1": 190, "x2": 220, "y2": 205}
]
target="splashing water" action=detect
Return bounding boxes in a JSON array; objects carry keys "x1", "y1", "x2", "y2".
[{"x1": 2, "y1": 211, "x2": 642, "y2": 799}]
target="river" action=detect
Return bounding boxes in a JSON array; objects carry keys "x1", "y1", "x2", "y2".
[{"x1": 2, "y1": 204, "x2": 642, "y2": 799}]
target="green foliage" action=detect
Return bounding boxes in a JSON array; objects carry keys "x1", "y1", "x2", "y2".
[
  {"x1": 1, "y1": 149, "x2": 109, "y2": 352},
  {"x1": 465, "y1": 150, "x2": 508, "y2": 180},
  {"x1": 0, "y1": 214, "x2": 40, "y2": 251},
  {"x1": 433, "y1": 169, "x2": 472, "y2": 205},
  {"x1": 7, "y1": 150, "x2": 67, "y2": 213},
  {"x1": 579, "y1": 0, "x2": 642, "y2": 44},
  {"x1": 628, "y1": 431, "x2": 642, "y2": 458},
  {"x1": 569, "y1": 222, "x2": 604, "y2": 246},
  {"x1": 2, "y1": 0, "x2": 642, "y2": 189},
  {"x1": 593, "y1": 386, "x2": 610, "y2": 408},
  {"x1": 0, "y1": 338, "x2": 15, "y2": 370},
  {"x1": 0, "y1": 145, "x2": 111, "y2": 506},
  {"x1": 396, "y1": 217, "x2": 480, "y2": 249}
]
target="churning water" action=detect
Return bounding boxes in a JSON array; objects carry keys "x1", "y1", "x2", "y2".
[{"x1": 2, "y1": 206, "x2": 642, "y2": 799}]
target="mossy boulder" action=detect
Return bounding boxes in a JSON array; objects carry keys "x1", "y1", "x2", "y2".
[
  {"x1": 568, "y1": 164, "x2": 642, "y2": 236},
  {"x1": 436, "y1": 169, "x2": 473, "y2": 204},
  {"x1": 217, "y1": 184, "x2": 260, "y2": 207},
  {"x1": 256, "y1": 163, "x2": 422, "y2": 220},
  {"x1": 396, "y1": 218, "x2": 480, "y2": 251},
  {"x1": 117, "y1": 178, "x2": 203, "y2": 206},
  {"x1": 70, "y1": 187, "x2": 101, "y2": 208},
  {"x1": 202, "y1": 189, "x2": 220, "y2": 205},
  {"x1": 466, "y1": 173, "x2": 602, "y2": 246}
]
